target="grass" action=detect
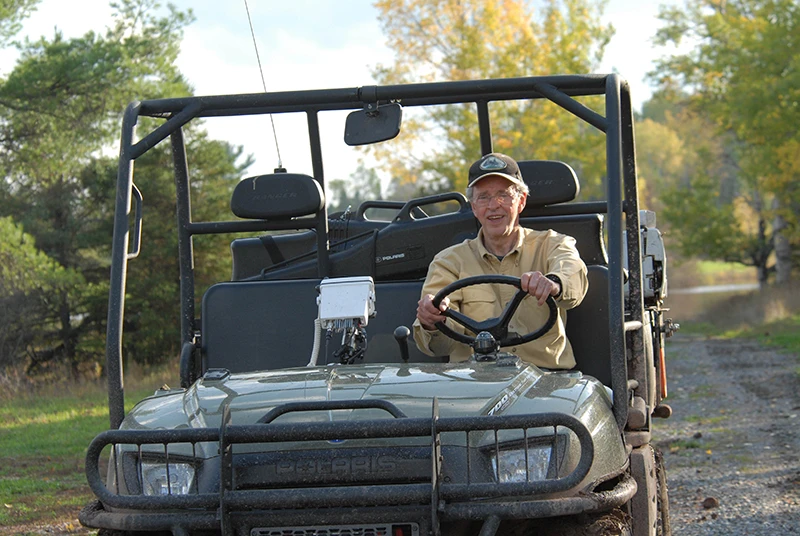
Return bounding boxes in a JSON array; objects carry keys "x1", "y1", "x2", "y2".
[
  {"x1": 665, "y1": 438, "x2": 704, "y2": 453},
  {"x1": 684, "y1": 414, "x2": 727, "y2": 425},
  {"x1": 688, "y1": 384, "x2": 718, "y2": 400},
  {"x1": 668, "y1": 259, "x2": 756, "y2": 288},
  {"x1": 0, "y1": 367, "x2": 176, "y2": 534},
  {"x1": 751, "y1": 314, "x2": 800, "y2": 351},
  {"x1": 691, "y1": 313, "x2": 800, "y2": 357},
  {"x1": 725, "y1": 453, "x2": 757, "y2": 466}
]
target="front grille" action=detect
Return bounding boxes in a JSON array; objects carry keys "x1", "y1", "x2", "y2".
[
  {"x1": 252, "y1": 523, "x2": 419, "y2": 536},
  {"x1": 234, "y1": 446, "x2": 432, "y2": 489}
]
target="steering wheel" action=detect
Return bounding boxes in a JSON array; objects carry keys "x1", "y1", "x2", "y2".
[{"x1": 432, "y1": 275, "x2": 558, "y2": 349}]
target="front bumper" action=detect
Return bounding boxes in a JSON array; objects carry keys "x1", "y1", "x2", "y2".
[{"x1": 82, "y1": 401, "x2": 635, "y2": 535}]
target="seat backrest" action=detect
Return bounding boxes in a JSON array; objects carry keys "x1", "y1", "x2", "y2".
[
  {"x1": 201, "y1": 279, "x2": 440, "y2": 373},
  {"x1": 517, "y1": 160, "x2": 579, "y2": 212},
  {"x1": 203, "y1": 268, "x2": 611, "y2": 384},
  {"x1": 521, "y1": 214, "x2": 607, "y2": 266},
  {"x1": 565, "y1": 265, "x2": 611, "y2": 386},
  {"x1": 230, "y1": 172, "x2": 324, "y2": 220}
]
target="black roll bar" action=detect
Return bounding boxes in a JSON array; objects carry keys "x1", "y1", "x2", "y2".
[{"x1": 104, "y1": 74, "x2": 643, "y2": 431}]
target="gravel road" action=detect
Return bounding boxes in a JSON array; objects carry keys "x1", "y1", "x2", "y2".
[{"x1": 655, "y1": 334, "x2": 800, "y2": 534}]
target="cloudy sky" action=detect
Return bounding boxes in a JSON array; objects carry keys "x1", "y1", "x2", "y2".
[{"x1": 1, "y1": 0, "x2": 682, "y2": 182}]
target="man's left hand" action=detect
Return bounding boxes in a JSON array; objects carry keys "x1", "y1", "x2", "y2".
[{"x1": 520, "y1": 271, "x2": 560, "y2": 306}]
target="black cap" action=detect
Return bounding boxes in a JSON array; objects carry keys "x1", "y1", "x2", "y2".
[{"x1": 467, "y1": 153, "x2": 525, "y2": 188}]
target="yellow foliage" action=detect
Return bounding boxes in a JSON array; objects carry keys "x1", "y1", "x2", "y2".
[
  {"x1": 369, "y1": 0, "x2": 613, "y2": 197},
  {"x1": 732, "y1": 196, "x2": 760, "y2": 236}
]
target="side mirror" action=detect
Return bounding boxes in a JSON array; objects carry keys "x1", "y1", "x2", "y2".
[{"x1": 344, "y1": 103, "x2": 402, "y2": 146}]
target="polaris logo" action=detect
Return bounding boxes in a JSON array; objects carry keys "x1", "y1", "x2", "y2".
[
  {"x1": 376, "y1": 252, "x2": 405, "y2": 263},
  {"x1": 276, "y1": 455, "x2": 398, "y2": 475},
  {"x1": 251, "y1": 191, "x2": 298, "y2": 201}
]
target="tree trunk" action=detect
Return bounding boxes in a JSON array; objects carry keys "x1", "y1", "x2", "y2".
[
  {"x1": 756, "y1": 263, "x2": 769, "y2": 288},
  {"x1": 58, "y1": 289, "x2": 79, "y2": 379},
  {"x1": 755, "y1": 207, "x2": 771, "y2": 289},
  {"x1": 772, "y1": 200, "x2": 791, "y2": 285}
]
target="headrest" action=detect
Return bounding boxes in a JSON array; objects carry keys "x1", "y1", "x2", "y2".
[
  {"x1": 231, "y1": 173, "x2": 325, "y2": 220},
  {"x1": 518, "y1": 160, "x2": 580, "y2": 213}
]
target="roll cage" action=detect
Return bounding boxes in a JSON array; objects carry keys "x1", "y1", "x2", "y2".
[{"x1": 105, "y1": 74, "x2": 646, "y2": 435}]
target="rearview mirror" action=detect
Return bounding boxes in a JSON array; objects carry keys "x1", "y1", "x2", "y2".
[{"x1": 344, "y1": 103, "x2": 402, "y2": 146}]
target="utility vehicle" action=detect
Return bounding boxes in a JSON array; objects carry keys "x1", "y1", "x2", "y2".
[{"x1": 81, "y1": 74, "x2": 676, "y2": 536}]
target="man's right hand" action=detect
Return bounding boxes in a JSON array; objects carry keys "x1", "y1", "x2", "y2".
[{"x1": 416, "y1": 293, "x2": 450, "y2": 331}]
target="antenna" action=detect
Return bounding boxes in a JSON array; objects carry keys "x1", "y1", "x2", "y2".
[{"x1": 243, "y1": 0, "x2": 283, "y2": 169}]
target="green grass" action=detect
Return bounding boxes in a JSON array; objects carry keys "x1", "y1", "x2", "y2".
[
  {"x1": 669, "y1": 259, "x2": 757, "y2": 288},
  {"x1": 678, "y1": 307, "x2": 800, "y2": 357},
  {"x1": 694, "y1": 260, "x2": 754, "y2": 277},
  {"x1": 0, "y1": 373, "x2": 174, "y2": 533},
  {"x1": 752, "y1": 314, "x2": 800, "y2": 351},
  {"x1": 684, "y1": 414, "x2": 727, "y2": 425},
  {"x1": 665, "y1": 438, "x2": 704, "y2": 453},
  {"x1": 688, "y1": 384, "x2": 718, "y2": 400},
  {"x1": 705, "y1": 313, "x2": 800, "y2": 355}
]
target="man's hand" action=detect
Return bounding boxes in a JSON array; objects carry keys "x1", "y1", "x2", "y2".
[
  {"x1": 520, "y1": 271, "x2": 560, "y2": 306},
  {"x1": 416, "y1": 293, "x2": 450, "y2": 331}
]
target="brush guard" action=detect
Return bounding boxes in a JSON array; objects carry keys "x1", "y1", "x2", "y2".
[{"x1": 83, "y1": 399, "x2": 636, "y2": 536}]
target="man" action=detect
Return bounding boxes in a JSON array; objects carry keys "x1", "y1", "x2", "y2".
[{"x1": 413, "y1": 152, "x2": 588, "y2": 369}]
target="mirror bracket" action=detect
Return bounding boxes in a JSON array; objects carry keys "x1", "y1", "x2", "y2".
[{"x1": 344, "y1": 88, "x2": 402, "y2": 146}]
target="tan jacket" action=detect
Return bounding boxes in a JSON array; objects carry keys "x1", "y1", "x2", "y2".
[{"x1": 413, "y1": 227, "x2": 588, "y2": 369}]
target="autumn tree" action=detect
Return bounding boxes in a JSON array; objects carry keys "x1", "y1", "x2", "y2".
[
  {"x1": 651, "y1": 0, "x2": 800, "y2": 284},
  {"x1": 370, "y1": 0, "x2": 613, "y2": 197}
]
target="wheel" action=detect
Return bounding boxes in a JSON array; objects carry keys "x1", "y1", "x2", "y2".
[
  {"x1": 497, "y1": 508, "x2": 632, "y2": 535},
  {"x1": 655, "y1": 448, "x2": 671, "y2": 536},
  {"x1": 431, "y1": 275, "x2": 558, "y2": 349}
]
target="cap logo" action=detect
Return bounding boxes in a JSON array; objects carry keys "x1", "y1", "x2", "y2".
[{"x1": 479, "y1": 156, "x2": 508, "y2": 172}]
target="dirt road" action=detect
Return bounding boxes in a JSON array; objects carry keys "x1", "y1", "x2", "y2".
[{"x1": 656, "y1": 334, "x2": 800, "y2": 534}]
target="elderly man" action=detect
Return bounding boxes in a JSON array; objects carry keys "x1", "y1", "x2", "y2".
[{"x1": 413, "y1": 152, "x2": 588, "y2": 369}]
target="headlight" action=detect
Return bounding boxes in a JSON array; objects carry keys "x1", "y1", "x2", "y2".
[
  {"x1": 141, "y1": 461, "x2": 196, "y2": 495},
  {"x1": 491, "y1": 445, "x2": 552, "y2": 483}
]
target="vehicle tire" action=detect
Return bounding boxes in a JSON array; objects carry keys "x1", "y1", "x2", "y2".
[
  {"x1": 498, "y1": 508, "x2": 632, "y2": 536},
  {"x1": 573, "y1": 508, "x2": 632, "y2": 536},
  {"x1": 655, "y1": 448, "x2": 671, "y2": 536}
]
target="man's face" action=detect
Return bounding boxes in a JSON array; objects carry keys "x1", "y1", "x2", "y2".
[{"x1": 471, "y1": 176, "x2": 527, "y2": 241}]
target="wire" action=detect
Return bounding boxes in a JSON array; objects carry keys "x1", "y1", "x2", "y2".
[{"x1": 243, "y1": 0, "x2": 283, "y2": 168}]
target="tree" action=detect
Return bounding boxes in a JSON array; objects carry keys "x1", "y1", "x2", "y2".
[
  {"x1": 634, "y1": 117, "x2": 687, "y2": 214},
  {"x1": 370, "y1": 0, "x2": 613, "y2": 198},
  {"x1": 327, "y1": 164, "x2": 384, "y2": 215},
  {"x1": 0, "y1": 0, "x2": 38, "y2": 45},
  {"x1": 637, "y1": 89, "x2": 778, "y2": 285},
  {"x1": 112, "y1": 134, "x2": 250, "y2": 366},
  {"x1": 0, "y1": 216, "x2": 86, "y2": 373},
  {"x1": 0, "y1": 0, "x2": 196, "y2": 375},
  {"x1": 651, "y1": 0, "x2": 800, "y2": 284}
]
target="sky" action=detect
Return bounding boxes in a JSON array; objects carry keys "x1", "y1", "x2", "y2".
[{"x1": 1, "y1": 0, "x2": 683, "y2": 184}]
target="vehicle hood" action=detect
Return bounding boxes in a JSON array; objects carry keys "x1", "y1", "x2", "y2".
[{"x1": 123, "y1": 361, "x2": 611, "y2": 431}]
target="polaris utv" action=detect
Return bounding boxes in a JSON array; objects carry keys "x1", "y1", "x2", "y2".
[{"x1": 80, "y1": 74, "x2": 676, "y2": 536}]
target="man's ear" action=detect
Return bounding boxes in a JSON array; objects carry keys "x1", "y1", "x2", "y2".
[{"x1": 517, "y1": 192, "x2": 528, "y2": 214}]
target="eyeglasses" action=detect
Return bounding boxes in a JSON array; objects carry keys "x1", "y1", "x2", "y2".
[{"x1": 472, "y1": 190, "x2": 518, "y2": 207}]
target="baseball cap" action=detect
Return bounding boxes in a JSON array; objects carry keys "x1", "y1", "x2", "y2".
[{"x1": 467, "y1": 153, "x2": 526, "y2": 189}]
